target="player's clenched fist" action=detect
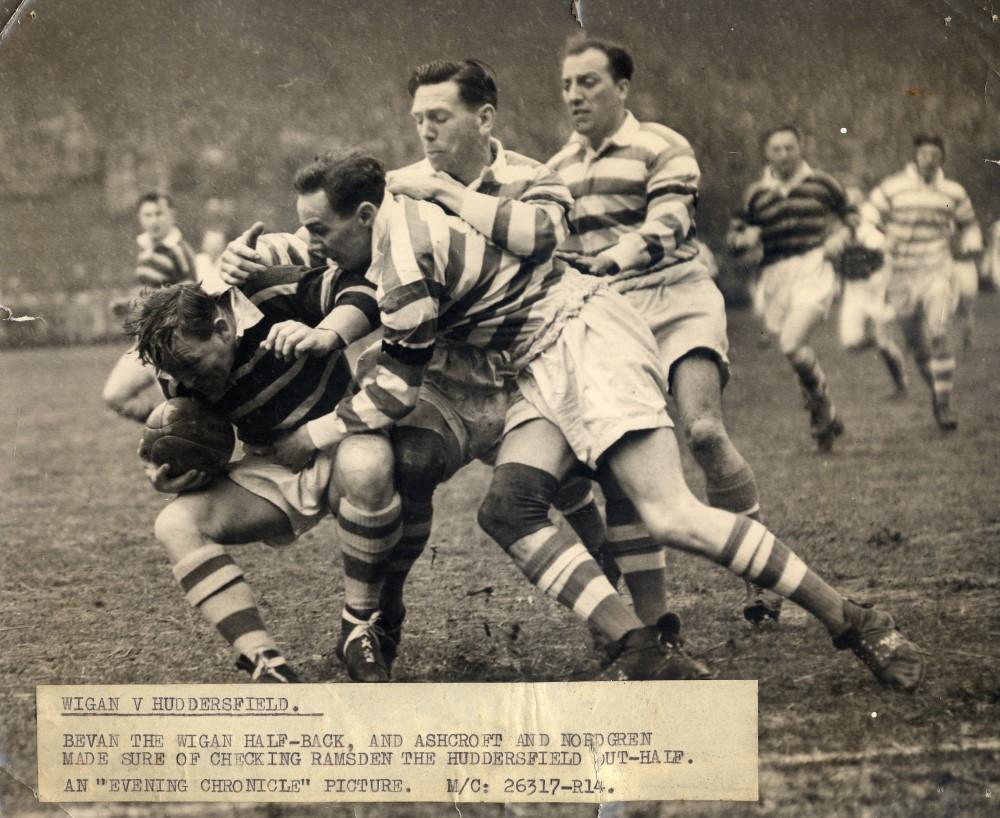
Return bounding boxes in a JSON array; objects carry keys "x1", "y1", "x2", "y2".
[
  {"x1": 219, "y1": 222, "x2": 267, "y2": 285},
  {"x1": 142, "y1": 459, "x2": 212, "y2": 494},
  {"x1": 261, "y1": 320, "x2": 337, "y2": 360}
]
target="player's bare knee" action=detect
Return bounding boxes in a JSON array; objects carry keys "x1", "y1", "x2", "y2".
[
  {"x1": 683, "y1": 413, "x2": 728, "y2": 461},
  {"x1": 334, "y1": 435, "x2": 395, "y2": 509},
  {"x1": 154, "y1": 499, "x2": 208, "y2": 561}
]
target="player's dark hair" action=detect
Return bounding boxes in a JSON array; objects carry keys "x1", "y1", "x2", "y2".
[
  {"x1": 125, "y1": 284, "x2": 223, "y2": 374},
  {"x1": 564, "y1": 37, "x2": 634, "y2": 82},
  {"x1": 293, "y1": 152, "x2": 386, "y2": 216},
  {"x1": 913, "y1": 133, "x2": 945, "y2": 155},
  {"x1": 137, "y1": 191, "x2": 174, "y2": 211},
  {"x1": 407, "y1": 59, "x2": 499, "y2": 110},
  {"x1": 761, "y1": 124, "x2": 804, "y2": 150}
]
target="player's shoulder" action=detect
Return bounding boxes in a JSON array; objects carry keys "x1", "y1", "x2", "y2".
[
  {"x1": 804, "y1": 168, "x2": 845, "y2": 193},
  {"x1": 939, "y1": 175, "x2": 970, "y2": 201},
  {"x1": 635, "y1": 120, "x2": 692, "y2": 152},
  {"x1": 546, "y1": 138, "x2": 584, "y2": 169},
  {"x1": 501, "y1": 148, "x2": 545, "y2": 170}
]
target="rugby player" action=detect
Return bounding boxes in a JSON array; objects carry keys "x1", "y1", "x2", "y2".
[
  {"x1": 276, "y1": 150, "x2": 926, "y2": 692},
  {"x1": 729, "y1": 125, "x2": 856, "y2": 452},
  {"x1": 126, "y1": 249, "x2": 385, "y2": 683},
  {"x1": 220, "y1": 60, "x2": 619, "y2": 682},
  {"x1": 837, "y1": 182, "x2": 908, "y2": 396},
  {"x1": 547, "y1": 38, "x2": 781, "y2": 625},
  {"x1": 102, "y1": 193, "x2": 196, "y2": 422},
  {"x1": 861, "y1": 134, "x2": 983, "y2": 430}
]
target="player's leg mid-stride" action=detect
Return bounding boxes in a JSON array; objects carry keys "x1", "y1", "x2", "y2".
[{"x1": 478, "y1": 290, "x2": 925, "y2": 691}]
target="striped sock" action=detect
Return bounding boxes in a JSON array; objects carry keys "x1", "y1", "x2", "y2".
[
  {"x1": 705, "y1": 463, "x2": 761, "y2": 517},
  {"x1": 553, "y1": 477, "x2": 608, "y2": 557},
  {"x1": 605, "y1": 495, "x2": 667, "y2": 626},
  {"x1": 929, "y1": 355, "x2": 955, "y2": 405},
  {"x1": 507, "y1": 527, "x2": 642, "y2": 642},
  {"x1": 172, "y1": 545, "x2": 275, "y2": 658},
  {"x1": 379, "y1": 498, "x2": 432, "y2": 622},
  {"x1": 715, "y1": 517, "x2": 845, "y2": 633},
  {"x1": 337, "y1": 495, "x2": 402, "y2": 613}
]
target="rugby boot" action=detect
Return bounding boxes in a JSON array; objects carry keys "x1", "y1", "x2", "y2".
[
  {"x1": 742, "y1": 581, "x2": 783, "y2": 625},
  {"x1": 600, "y1": 620, "x2": 711, "y2": 681},
  {"x1": 812, "y1": 412, "x2": 845, "y2": 453},
  {"x1": 235, "y1": 649, "x2": 302, "y2": 683},
  {"x1": 833, "y1": 600, "x2": 926, "y2": 693},
  {"x1": 880, "y1": 349, "x2": 908, "y2": 398},
  {"x1": 932, "y1": 394, "x2": 958, "y2": 431},
  {"x1": 378, "y1": 605, "x2": 406, "y2": 671},
  {"x1": 336, "y1": 611, "x2": 391, "y2": 682}
]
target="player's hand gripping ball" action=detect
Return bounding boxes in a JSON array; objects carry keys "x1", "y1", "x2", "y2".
[{"x1": 140, "y1": 398, "x2": 235, "y2": 477}]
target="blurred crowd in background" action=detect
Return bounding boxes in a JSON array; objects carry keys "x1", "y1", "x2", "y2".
[{"x1": 0, "y1": 0, "x2": 996, "y2": 344}]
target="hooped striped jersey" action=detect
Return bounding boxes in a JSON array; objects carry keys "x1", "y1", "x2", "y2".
[
  {"x1": 547, "y1": 111, "x2": 702, "y2": 280},
  {"x1": 304, "y1": 193, "x2": 602, "y2": 449},
  {"x1": 135, "y1": 226, "x2": 196, "y2": 287},
  {"x1": 164, "y1": 264, "x2": 378, "y2": 447},
  {"x1": 738, "y1": 163, "x2": 856, "y2": 266},
  {"x1": 393, "y1": 138, "x2": 572, "y2": 264},
  {"x1": 861, "y1": 164, "x2": 981, "y2": 274}
]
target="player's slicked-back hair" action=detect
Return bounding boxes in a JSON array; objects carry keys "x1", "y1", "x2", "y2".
[
  {"x1": 761, "y1": 123, "x2": 804, "y2": 150},
  {"x1": 293, "y1": 152, "x2": 386, "y2": 217},
  {"x1": 137, "y1": 191, "x2": 174, "y2": 211},
  {"x1": 564, "y1": 37, "x2": 634, "y2": 82},
  {"x1": 125, "y1": 284, "x2": 223, "y2": 374},
  {"x1": 407, "y1": 59, "x2": 499, "y2": 110},
  {"x1": 913, "y1": 133, "x2": 945, "y2": 155}
]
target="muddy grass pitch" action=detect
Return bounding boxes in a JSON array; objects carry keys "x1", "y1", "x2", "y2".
[{"x1": 2, "y1": 300, "x2": 998, "y2": 817}]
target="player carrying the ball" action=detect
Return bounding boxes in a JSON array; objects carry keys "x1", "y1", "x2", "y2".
[{"x1": 126, "y1": 245, "x2": 383, "y2": 683}]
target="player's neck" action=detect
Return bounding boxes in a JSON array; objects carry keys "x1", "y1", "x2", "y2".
[
  {"x1": 585, "y1": 110, "x2": 627, "y2": 150},
  {"x1": 452, "y1": 141, "x2": 494, "y2": 186}
]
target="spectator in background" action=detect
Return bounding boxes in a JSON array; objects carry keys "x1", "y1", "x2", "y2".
[
  {"x1": 729, "y1": 125, "x2": 856, "y2": 452},
  {"x1": 101, "y1": 192, "x2": 196, "y2": 422},
  {"x1": 861, "y1": 134, "x2": 982, "y2": 431}
]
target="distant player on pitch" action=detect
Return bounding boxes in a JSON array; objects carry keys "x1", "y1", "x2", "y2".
[
  {"x1": 102, "y1": 193, "x2": 196, "y2": 422},
  {"x1": 836, "y1": 181, "x2": 908, "y2": 396},
  {"x1": 861, "y1": 134, "x2": 982, "y2": 430},
  {"x1": 729, "y1": 125, "x2": 856, "y2": 452},
  {"x1": 547, "y1": 38, "x2": 781, "y2": 624}
]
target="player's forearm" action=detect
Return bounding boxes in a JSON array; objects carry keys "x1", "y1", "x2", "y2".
[
  {"x1": 305, "y1": 343, "x2": 427, "y2": 448},
  {"x1": 316, "y1": 304, "x2": 375, "y2": 350},
  {"x1": 459, "y1": 189, "x2": 567, "y2": 261}
]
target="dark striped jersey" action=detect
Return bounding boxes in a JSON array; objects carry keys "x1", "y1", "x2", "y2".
[
  {"x1": 164, "y1": 265, "x2": 378, "y2": 447},
  {"x1": 305, "y1": 194, "x2": 602, "y2": 449},
  {"x1": 739, "y1": 163, "x2": 856, "y2": 266},
  {"x1": 136, "y1": 226, "x2": 197, "y2": 287},
  {"x1": 547, "y1": 111, "x2": 702, "y2": 281}
]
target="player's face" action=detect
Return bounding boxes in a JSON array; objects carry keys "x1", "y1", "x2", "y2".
[
  {"x1": 170, "y1": 319, "x2": 236, "y2": 399},
  {"x1": 561, "y1": 49, "x2": 628, "y2": 146},
  {"x1": 137, "y1": 199, "x2": 175, "y2": 242},
  {"x1": 915, "y1": 144, "x2": 943, "y2": 178},
  {"x1": 764, "y1": 131, "x2": 803, "y2": 180},
  {"x1": 410, "y1": 81, "x2": 489, "y2": 178},
  {"x1": 296, "y1": 189, "x2": 374, "y2": 273}
]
